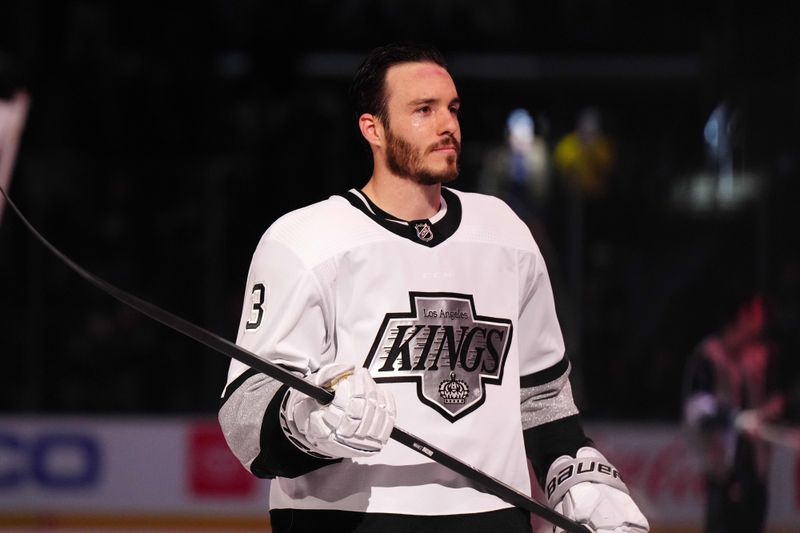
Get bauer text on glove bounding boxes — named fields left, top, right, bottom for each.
left=546, top=446, right=649, bottom=533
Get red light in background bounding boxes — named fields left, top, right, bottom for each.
left=188, top=423, right=255, bottom=498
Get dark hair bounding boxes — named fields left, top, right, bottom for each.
left=350, top=42, right=447, bottom=126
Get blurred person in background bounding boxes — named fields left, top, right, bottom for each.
left=218, top=42, right=648, bottom=533
left=479, top=108, right=551, bottom=228
left=553, top=107, right=615, bottom=200
left=683, top=293, right=786, bottom=533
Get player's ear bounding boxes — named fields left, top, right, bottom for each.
left=358, top=113, right=384, bottom=148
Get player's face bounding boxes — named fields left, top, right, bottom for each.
left=382, top=62, right=461, bottom=185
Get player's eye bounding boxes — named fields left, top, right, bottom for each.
left=417, top=105, right=431, bottom=115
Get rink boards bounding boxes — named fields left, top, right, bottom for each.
left=0, top=417, right=797, bottom=532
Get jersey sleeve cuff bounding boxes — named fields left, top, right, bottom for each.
left=523, top=414, right=592, bottom=489
left=250, top=384, right=341, bottom=479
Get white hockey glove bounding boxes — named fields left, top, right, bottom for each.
left=546, top=447, right=649, bottom=533
left=280, top=363, right=396, bottom=459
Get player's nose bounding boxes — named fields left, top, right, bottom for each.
left=437, top=108, right=459, bottom=137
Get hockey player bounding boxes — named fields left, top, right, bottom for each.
left=683, top=293, right=785, bottom=533
left=219, top=43, right=649, bottom=533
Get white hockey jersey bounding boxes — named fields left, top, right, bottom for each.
left=221, top=187, right=571, bottom=516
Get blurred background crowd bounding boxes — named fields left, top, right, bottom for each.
left=1, top=1, right=799, bottom=423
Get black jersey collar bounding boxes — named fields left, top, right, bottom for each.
left=342, top=187, right=462, bottom=247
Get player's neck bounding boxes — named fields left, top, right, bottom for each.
left=361, top=174, right=442, bottom=221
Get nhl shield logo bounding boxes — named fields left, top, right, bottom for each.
left=414, top=222, right=434, bottom=242
left=364, top=292, right=513, bottom=422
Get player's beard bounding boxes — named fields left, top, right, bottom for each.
left=385, top=127, right=460, bottom=186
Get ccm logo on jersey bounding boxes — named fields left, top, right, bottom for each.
left=364, top=292, right=512, bottom=422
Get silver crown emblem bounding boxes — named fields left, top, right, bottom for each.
left=438, top=372, right=469, bottom=404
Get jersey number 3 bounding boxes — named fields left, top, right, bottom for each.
left=245, top=283, right=265, bottom=330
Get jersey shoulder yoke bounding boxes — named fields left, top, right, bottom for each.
left=448, top=189, right=537, bottom=252
left=259, top=194, right=381, bottom=265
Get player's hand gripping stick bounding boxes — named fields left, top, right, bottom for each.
left=282, top=364, right=396, bottom=458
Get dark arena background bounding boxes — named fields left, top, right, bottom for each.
left=1, top=2, right=799, bottom=531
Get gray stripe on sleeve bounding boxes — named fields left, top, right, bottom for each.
left=520, top=368, right=579, bottom=430
left=218, top=373, right=285, bottom=470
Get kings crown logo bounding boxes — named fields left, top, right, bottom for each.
left=439, top=372, right=469, bottom=404
left=364, top=292, right=512, bottom=422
